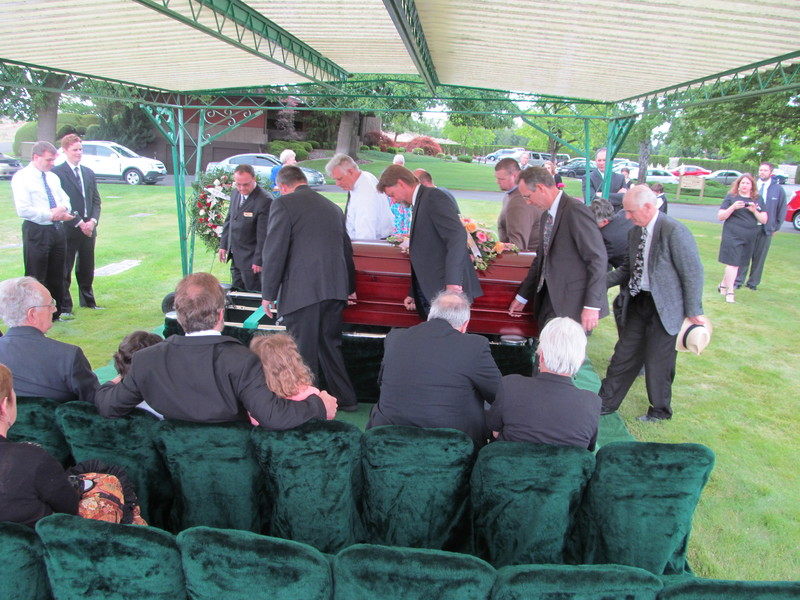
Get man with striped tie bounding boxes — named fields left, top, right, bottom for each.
left=53, top=134, right=103, bottom=314
left=11, top=141, right=75, bottom=321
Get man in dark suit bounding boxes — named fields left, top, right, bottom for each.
left=0, top=277, right=98, bottom=403
left=509, top=167, right=609, bottom=333
left=487, top=317, right=601, bottom=450
left=219, top=164, right=272, bottom=292
left=52, top=134, right=103, bottom=315
left=368, top=291, right=501, bottom=447
left=260, top=166, right=358, bottom=411
left=591, top=198, right=632, bottom=269
left=377, top=165, right=481, bottom=319
left=599, top=185, right=705, bottom=421
left=735, top=162, right=787, bottom=291
left=587, top=148, right=626, bottom=208
left=95, top=272, right=336, bottom=426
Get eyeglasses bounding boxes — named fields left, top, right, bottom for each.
left=29, top=298, right=57, bottom=311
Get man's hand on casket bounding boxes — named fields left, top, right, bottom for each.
left=508, top=299, right=526, bottom=317
left=403, top=296, right=416, bottom=311
left=348, top=292, right=357, bottom=306
left=262, top=299, right=276, bottom=318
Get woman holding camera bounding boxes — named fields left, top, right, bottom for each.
left=717, top=174, right=767, bottom=303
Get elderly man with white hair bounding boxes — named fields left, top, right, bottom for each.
left=486, top=317, right=601, bottom=450
left=326, top=153, right=394, bottom=240
left=0, top=276, right=98, bottom=403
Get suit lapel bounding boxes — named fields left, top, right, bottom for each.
left=647, top=215, right=663, bottom=272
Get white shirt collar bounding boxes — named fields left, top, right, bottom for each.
left=185, top=329, right=222, bottom=337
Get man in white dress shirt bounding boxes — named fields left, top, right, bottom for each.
left=325, top=153, right=393, bottom=240
left=11, top=141, right=75, bottom=321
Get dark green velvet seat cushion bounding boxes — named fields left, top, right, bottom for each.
left=659, top=577, right=800, bottom=599
left=492, top=563, right=663, bottom=599
left=250, top=420, right=363, bottom=553
left=154, top=421, right=264, bottom=533
left=0, top=521, right=51, bottom=600
left=471, top=442, right=595, bottom=566
left=35, top=513, right=185, bottom=600
left=8, top=397, right=72, bottom=466
left=579, top=442, right=715, bottom=575
left=361, top=426, right=476, bottom=551
left=55, top=401, right=171, bottom=528
left=177, top=526, right=332, bottom=600
left=334, top=543, right=496, bottom=600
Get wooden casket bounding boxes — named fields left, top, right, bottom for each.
left=343, top=241, right=537, bottom=339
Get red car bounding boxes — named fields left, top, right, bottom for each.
left=785, top=189, right=800, bottom=230
left=671, top=165, right=713, bottom=177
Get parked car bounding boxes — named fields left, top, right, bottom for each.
left=618, top=167, right=679, bottom=185
left=702, top=170, right=743, bottom=185
left=484, top=148, right=526, bottom=163
left=612, top=158, right=638, bottom=169
left=206, top=153, right=326, bottom=186
left=0, top=152, right=22, bottom=179
left=55, top=141, right=167, bottom=185
left=557, top=158, right=596, bottom=178
left=555, top=153, right=570, bottom=165
left=785, top=189, right=800, bottom=230
left=772, top=167, right=788, bottom=185
left=671, top=165, right=712, bottom=177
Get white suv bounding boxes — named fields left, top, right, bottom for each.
left=67, top=141, right=167, bottom=185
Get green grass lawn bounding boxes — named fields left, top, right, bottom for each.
left=0, top=179, right=798, bottom=580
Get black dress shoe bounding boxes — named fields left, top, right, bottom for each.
left=338, top=403, right=359, bottom=413
left=58, top=312, right=76, bottom=321
left=746, top=285, right=757, bottom=291
left=83, top=305, right=106, bottom=310
left=600, top=406, right=615, bottom=416
left=637, top=414, right=665, bottom=423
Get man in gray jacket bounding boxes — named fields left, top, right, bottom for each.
left=599, top=185, right=704, bottom=422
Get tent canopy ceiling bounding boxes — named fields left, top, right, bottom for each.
left=1, top=0, right=798, bottom=107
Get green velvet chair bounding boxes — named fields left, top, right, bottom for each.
left=658, top=578, right=800, bottom=599
left=333, top=543, right=496, bottom=600
left=55, top=401, right=172, bottom=528
left=177, top=526, right=332, bottom=600
left=154, top=420, right=265, bottom=533
left=471, top=442, right=595, bottom=566
left=8, top=397, right=72, bottom=466
left=491, top=563, right=663, bottom=599
left=0, top=521, right=51, bottom=600
left=36, top=513, right=186, bottom=600
left=251, top=420, right=363, bottom=553
left=578, top=442, right=715, bottom=575
left=361, top=426, right=476, bottom=552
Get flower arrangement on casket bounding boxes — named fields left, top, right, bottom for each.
left=189, top=168, right=272, bottom=253
left=387, top=217, right=518, bottom=271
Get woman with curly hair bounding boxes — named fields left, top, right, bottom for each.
left=717, top=173, right=767, bottom=303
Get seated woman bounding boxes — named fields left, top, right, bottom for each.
left=0, top=362, right=79, bottom=526
left=248, top=333, right=322, bottom=426
left=486, top=317, right=601, bottom=450
left=112, top=330, right=164, bottom=418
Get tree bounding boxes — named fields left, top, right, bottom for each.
left=663, top=91, right=800, bottom=163
left=442, top=122, right=494, bottom=154
left=518, top=102, right=607, bottom=160
left=90, top=102, right=154, bottom=151
left=0, top=65, right=72, bottom=145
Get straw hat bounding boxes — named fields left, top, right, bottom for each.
left=675, top=316, right=712, bottom=355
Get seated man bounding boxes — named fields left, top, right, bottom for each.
left=94, top=272, right=336, bottom=428
left=367, top=291, right=501, bottom=447
left=0, top=277, right=99, bottom=403
left=486, top=317, right=601, bottom=450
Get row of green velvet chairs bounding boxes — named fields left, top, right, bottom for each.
left=10, top=398, right=714, bottom=574
left=2, top=516, right=798, bottom=600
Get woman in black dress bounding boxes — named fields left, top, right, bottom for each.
left=0, top=363, right=79, bottom=526
left=717, top=174, right=767, bottom=303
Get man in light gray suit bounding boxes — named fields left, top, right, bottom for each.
left=599, top=185, right=704, bottom=421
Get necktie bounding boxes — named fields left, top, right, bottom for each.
left=42, top=171, right=62, bottom=230
left=629, top=226, right=648, bottom=296
left=759, top=182, right=766, bottom=201
left=537, top=213, right=554, bottom=292
left=240, top=194, right=247, bottom=209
